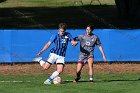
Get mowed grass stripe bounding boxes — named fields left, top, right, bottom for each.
left=0, top=73, right=140, bottom=93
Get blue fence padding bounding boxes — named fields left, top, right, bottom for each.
left=0, top=29, right=140, bottom=63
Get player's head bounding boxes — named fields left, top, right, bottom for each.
left=58, top=23, right=67, bottom=36
left=86, top=24, right=94, bottom=35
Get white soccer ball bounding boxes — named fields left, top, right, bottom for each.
left=53, top=76, right=61, bottom=84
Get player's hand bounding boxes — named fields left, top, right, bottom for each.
left=71, top=41, right=78, bottom=46
left=36, top=51, right=42, bottom=56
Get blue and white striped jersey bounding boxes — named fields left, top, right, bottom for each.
left=49, top=32, right=73, bottom=57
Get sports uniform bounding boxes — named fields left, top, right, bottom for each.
left=47, top=32, right=73, bottom=64
left=73, top=25, right=106, bottom=83
left=33, top=23, right=78, bottom=84
left=74, top=33, right=101, bottom=64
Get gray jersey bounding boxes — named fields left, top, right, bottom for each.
left=75, top=34, right=101, bottom=56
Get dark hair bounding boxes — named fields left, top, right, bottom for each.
left=87, top=24, right=94, bottom=30
left=58, top=23, right=67, bottom=30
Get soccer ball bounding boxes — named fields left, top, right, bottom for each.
left=53, top=76, right=61, bottom=84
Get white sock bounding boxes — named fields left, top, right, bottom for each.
left=90, top=78, right=93, bottom=81
left=90, top=75, right=93, bottom=81
left=39, top=60, right=45, bottom=66
left=49, top=71, right=59, bottom=80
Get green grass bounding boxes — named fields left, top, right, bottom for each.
left=0, top=0, right=115, bottom=8
left=0, top=73, right=140, bottom=93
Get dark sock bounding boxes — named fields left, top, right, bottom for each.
left=75, top=72, right=81, bottom=81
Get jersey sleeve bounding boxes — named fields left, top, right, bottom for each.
left=67, top=33, right=74, bottom=41
left=74, top=35, right=82, bottom=41
left=49, top=34, right=57, bottom=43
left=95, top=36, right=101, bottom=45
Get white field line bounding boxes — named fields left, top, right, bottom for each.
left=0, top=80, right=31, bottom=83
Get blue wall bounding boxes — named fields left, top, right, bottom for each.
left=0, top=29, right=140, bottom=63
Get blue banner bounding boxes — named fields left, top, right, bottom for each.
left=0, top=29, right=140, bottom=63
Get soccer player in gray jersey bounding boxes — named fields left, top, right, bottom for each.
left=73, top=24, right=106, bottom=82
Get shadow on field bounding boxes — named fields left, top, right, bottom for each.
left=101, top=79, right=140, bottom=82
left=63, top=78, right=140, bottom=84
left=62, top=80, right=93, bottom=84
left=0, top=5, right=140, bottom=29
left=0, top=0, right=7, bottom=3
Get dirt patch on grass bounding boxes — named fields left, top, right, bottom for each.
left=0, top=63, right=140, bottom=76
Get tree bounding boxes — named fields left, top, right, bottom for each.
left=0, top=0, right=7, bottom=3
left=115, top=0, right=140, bottom=19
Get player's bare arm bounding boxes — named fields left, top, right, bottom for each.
left=37, top=41, right=51, bottom=56
left=98, top=45, right=106, bottom=62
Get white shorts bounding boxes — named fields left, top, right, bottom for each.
left=47, top=53, right=65, bottom=64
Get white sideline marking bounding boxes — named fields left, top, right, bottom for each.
left=64, top=80, right=73, bottom=82
left=0, top=80, right=31, bottom=83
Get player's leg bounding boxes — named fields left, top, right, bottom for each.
left=73, top=54, right=86, bottom=82
left=44, top=55, right=64, bottom=84
left=55, top=55, right=65, bottom=74
left=42, top=62, right=52, bottom=70
left=44, top=64, right=64, bottom=84
left=56, top=64, right=64, bottom=73
left=33, top=53, right=54, bottom=69
left=37, top=62, right=52, bottom=84
left=32, top=57, right=45, bottom=66
left=73, top=62, right=84, bottom=82
left=33, top=57, right=52, bottom=69
left=48, top=64, right=64, bottom=81
left=87, top=57, right=94, bottom=82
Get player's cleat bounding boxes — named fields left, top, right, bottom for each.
left=89, top=80, right=94, bottom=82
left=73, top=77, right=81, bottom=83
left=32, top=57, right=42, bottom=62
left=44, top=79, right=51, bottom=85
left=89, top=78, right=94, bottom=82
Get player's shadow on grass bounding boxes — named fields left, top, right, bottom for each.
left=62, top=80, right=94, bottom=84
left=101, top=79, right=140, bottom=82
left=63, top=79, right=140, bottom=84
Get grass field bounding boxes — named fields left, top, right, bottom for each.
left=0, top=73, right=140, bottom=93
left=0, top=0, right=115, bottom=7
left=0, top=63, right=140, bottom=93
left=0, top=1, right=140, bottom=93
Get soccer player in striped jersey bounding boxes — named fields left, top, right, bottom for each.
left=33, top=23, right=77, bottom=84
left=73, top=24, right=106, bottom=83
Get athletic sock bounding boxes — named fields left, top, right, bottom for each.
left=89, top=75, right=93, bottom=81
left=39, top=60, right=45, bottom=66
left=49, top=71, right=59, bottom=80
left=74, top=72, right=81, bottom=82
left=76, top=72, right=81, bottom=79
